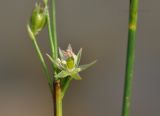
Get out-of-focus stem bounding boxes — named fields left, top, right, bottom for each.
left=122, top=0, right=139, bottom=116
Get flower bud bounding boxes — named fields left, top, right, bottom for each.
left=29, top=2, right=47, bottom=35
left=47, top=44, right=96, bottom=80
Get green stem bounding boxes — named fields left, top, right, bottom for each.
left=32, top=38, right=53, bottom=90
left=122, top=0, right=139, bottom=116
left=51, top=0, right=58, bottom=59
left=27, top=25, right=52, bottom=90
left=54, top=80, right=62, bottom=116
left=50, top=1, right=61, bottom=116
left=46, top=7, right=57, bottom=72
left=61, top=77, right=72, bottom=98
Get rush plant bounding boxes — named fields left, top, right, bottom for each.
left=27, top=0, right=139, bottom=116
left=27, top=0, right=96, bottom=116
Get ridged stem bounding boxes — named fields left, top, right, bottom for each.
left=122, top=0, right=139, bottom=116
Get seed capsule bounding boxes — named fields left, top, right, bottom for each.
left=66, top=57, right=75, bottom=69
left=29, top=2, right=47, bottom=35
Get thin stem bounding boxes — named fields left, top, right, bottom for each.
left=61, top=77, right=72, bottom=98
left=46, top=7, right=57, bottom=71
left=51, top=0, right=58, bottom=59
left=32, top=38, right=53, bottom=90
left=50, top=1, right=61, bottom=115
left=53, top=80, right=62, bottom=116
left=122, top=0, right=139, bottom=116
left=27, top=25, right=53, bottom=90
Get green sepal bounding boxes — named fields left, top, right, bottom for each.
left=71, top=73, right=82, bottom=80
left=72, top=68, right=81, bottom=74
left=46, top=54, right=64, bottom=69
left=76, top=48, right=82, bottom=67
left=59, top=48, right=65, bottom=60
left=67, top=44, right=72, bottom=51
left=79, top=60, right=97, bottom=71
left=55, top=70, right=70, bottom=79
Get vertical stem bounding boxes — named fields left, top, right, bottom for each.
left=122, top=0, right=139, bottom=116
left=53, top=80, right=62, bottom=116
left=46, top=8, right=55, bottom=62
left=46, top=8, right=57, bottom=71
left=51, top=0, right=58, bottom=59
left=49, top=0, right=61, bottom=115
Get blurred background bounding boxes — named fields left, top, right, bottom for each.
left=0, top=0, right=160, bottom=116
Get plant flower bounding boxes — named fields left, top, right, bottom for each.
left=47, top=44, right=96, bottom=80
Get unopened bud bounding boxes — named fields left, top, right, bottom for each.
left=29, top=2, right=47, bottom=35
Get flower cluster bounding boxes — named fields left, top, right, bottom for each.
left=47, top=44, right=96, bottom=80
